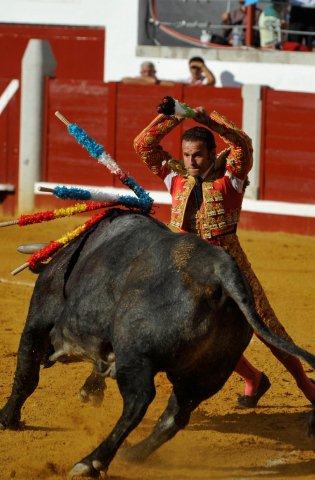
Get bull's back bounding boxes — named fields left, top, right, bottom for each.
left=52, top=214, right=180, bottom=334
left=36, top=212, right=250, bottom=375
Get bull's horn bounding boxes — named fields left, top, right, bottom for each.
left=0, top=220, right=18, bottom=227
left=17, top=243, right=48, bottom=254
left=49, top=350, right=66, bottom=362
left=107, top=352, right=115, bottom=363
left=11, top=263, right=29, bottom=276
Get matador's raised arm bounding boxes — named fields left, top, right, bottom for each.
left=207, top=111, right=253, bottom=180
left=134, top=114, right=185, bottom=180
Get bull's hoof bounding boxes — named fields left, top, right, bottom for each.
left=237, top=373, right=271, bottom=408
left=0, top=410, right=21, bottom=430
left=78, top=389, right=104, bottom=407
left=0, top=421, right=20, bottom=430
left=68, top=462, right=100, bottom=479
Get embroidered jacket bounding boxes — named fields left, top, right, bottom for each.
left=134, top=112, right=253, bottom=240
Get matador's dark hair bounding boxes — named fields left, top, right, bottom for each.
left=189, top=56, right=205, bottom=65
left=181, top=126, right=216, bottom=151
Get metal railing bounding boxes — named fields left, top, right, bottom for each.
left=151, top=19, right=315, bottom=37
left=147, top=0, right=315, bottom=49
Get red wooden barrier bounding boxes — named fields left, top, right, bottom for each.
left=2, top=78, right=315, bottom=234
left=0, top=24, right=105, bottom=80
left=45, top=81, right=243, bottom=193
left=0, top=79, right=19, bottom=214
left=44, top=79, right=113, bottom=186
left=260, top=88, right=315, bottom=204
left=114, top=83, right=184, bottom=190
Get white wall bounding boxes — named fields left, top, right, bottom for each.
left=131, top=56, right=315, bottom=93
left=1, top=0, right=315, bottom=93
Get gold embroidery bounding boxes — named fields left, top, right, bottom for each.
left=208, top=110, right=253, bottom=179
left=134, top=114, right=184, bottom=180
left=170, top=177, right=195, bottom=230
left=169, top=177, right=240, bottom=239
left=167, top=158, right=187, bottom=176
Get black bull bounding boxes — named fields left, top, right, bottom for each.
left=1, top=210, right=314, bottom=478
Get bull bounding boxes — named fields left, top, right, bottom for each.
left=0, top=210, right=314, bottom=478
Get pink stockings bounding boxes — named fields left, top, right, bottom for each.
left=235, top=355, right=262, bottom=396
left=235, top=338, right=315, bottom=403
left=261, top=337, right=315, bottom=403
left=214, top=234, right=315, bottom=402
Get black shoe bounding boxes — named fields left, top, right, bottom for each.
left=237, top=373, right=271, bottom=408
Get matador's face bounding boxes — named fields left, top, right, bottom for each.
left=182, top=140, right=216, bottom=177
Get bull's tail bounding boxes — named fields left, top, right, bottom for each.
left=217, top=262, right=315, bottom=370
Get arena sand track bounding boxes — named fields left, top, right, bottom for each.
left=0, top=217, right=314, bottom=480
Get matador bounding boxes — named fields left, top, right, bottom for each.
left=134, top=107, right=315, bottom=407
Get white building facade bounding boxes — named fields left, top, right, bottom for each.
left=0, top=0, right=314, bottom=93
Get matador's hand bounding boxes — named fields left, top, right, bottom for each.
left=193, top=107, right=210, bottom=126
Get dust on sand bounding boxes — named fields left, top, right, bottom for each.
left=0, top=217, right=314, bottom=479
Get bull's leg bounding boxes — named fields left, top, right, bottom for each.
left=69, top=358, right=155, bottom=478
left=121, top=385, right=201, bottom=463
left=122, top=369, right=230, bottom=464
left=79, top=369, right=106, bottom=407
left=0, top=327, right=50, bottom=429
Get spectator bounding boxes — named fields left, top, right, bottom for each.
left=122, top=61, right=174, bottom=86
left=221, top=0, right=261, bottom=47
left=184, top=57, right=216, bottom=86
left=289, top=0, right=315, bottom=49
left=259, top=1, right=282, bottom=48
left=222, top=0, right=246, bottom=45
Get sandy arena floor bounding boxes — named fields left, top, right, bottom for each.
left=0, top=217, right=314, bottom=479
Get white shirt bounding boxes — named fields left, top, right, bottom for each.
left=163, top=170, right=245, bottom=194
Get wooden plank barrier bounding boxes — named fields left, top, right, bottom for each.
left=1, top=77, right=315, bottom=234
left=44, top=81, right=243, bottom=195
left=260, top=88, right=315, bottom=204
left=0, top=78, right=19, bottom=214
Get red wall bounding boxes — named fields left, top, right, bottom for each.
left=260, top=88, right=315, bottom=204
left=44, top=81, right=242, bottom=193
left=2, top=79, right=315, bottom=234
left=44, top=79, right=114, bottom=187
left=0, top=24, right=105, bottom=80
left=0, top=79, right=19, bottom=213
